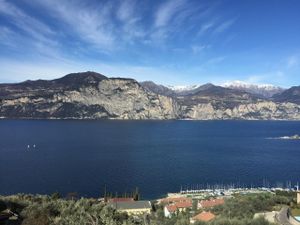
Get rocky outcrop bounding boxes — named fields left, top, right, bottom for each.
left=273, top=86, right=300, bottom=104
left=0, top=71, right=299, bottom=120
left=181, top=101, right=300, bottom=120
left=140, top=81, right=176, bottom=97
left=0, top=72, right=178, bottom=119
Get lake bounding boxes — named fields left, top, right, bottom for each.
left=0, top=120, right=300, bottom=199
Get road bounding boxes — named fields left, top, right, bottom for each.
left=276, top=207, right=294, bottom=225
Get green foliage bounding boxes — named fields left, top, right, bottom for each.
left=0, top=195, right=132, bottom=225
left=291, top=207, right=300, bottom=216
left=192, top=199, right=198, bottom=211
left=212, top=193, right=289, bottom=220
left=210, top=217, right=274, bottom=225
left=274, top=190, right=296, bottom=205
left=0, top=199, right=6, bottom=211
left=275, top=190, right=296, bottom=198
left=0, top=192, right=290, bottom=225
left=51, top=192, right=61, bottom=200
left=194, top=221, right=207, bottom=225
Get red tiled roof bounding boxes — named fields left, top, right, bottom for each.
left=199, top=198, right=224, bottom=208
left=192, top=211, right=215, bottom=222
left=166, top=205, right=178, bottom=213
left=161, top=197, right=191, bottom=204
left=175, top=201, right=192, bottom=208
left=165, top=200, right=193, bottom=213
left=108, top=198, right=134, bottom=203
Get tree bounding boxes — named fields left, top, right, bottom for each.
left=51, top=192, right=61, bottom=200
left=0, top=200, right=6, bottom=211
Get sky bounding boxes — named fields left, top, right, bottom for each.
left=0, top=0, right=300, bottom=87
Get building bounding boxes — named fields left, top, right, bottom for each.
left=164, top=205, right=178, bottom=218
left=164, top=200, right=193, bottom=218
left=198, top=198, right=224, bottom=209
left=160, top=197, right=191, bottom=204
left=108, top=200, right=152, bottom=215
left=190, top=211, right=216, bottom=223
left=107, top=198, right=134, bottom=203
left=297, top=191, right=300, bottom=205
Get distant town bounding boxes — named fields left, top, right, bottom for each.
left=1, top=184, right=300, bottom=225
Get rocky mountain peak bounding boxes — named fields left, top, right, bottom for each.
left=273, top=86, right=300, bottom=104
left=54, top=71, right=107, bottom=85
left=222, top=80, right=284, bottom=98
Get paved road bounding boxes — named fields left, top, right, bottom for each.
left=276, top=207, right=294, bottom=225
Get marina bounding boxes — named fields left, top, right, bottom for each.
left=166, top=182, right=300, bottom=199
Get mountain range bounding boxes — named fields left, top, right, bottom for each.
left=221, top=81, right=284, bottom=98
left=142, top=81, right=285, bottom=98
left=0, top=71, right=300, bottom=120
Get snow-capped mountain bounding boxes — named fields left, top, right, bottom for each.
left=142, top=80, right=285, bottom=98
left=166, top=84, right=217, bottom=96
left=221, top=80, right=285, bottom=98
left=167, top=84, right=202, bottom=92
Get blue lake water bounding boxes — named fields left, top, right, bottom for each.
left=0, top=120, right=300, bottom=199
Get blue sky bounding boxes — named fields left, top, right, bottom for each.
left=0, top=0, right=300, bottom=87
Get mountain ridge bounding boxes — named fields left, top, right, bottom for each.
left=222, top=80, right=284, bottom=98
left=1, top=71, right=300, bottom=120
left=142, top=80, right=285, bottom=98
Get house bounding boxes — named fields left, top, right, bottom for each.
left=164, top=205, right=178, bottom=218
left=108, top=200, right=152, bottom=215
left=164, top=200, right=193, bottom=218
left=190, top=211, right=216, bottom=223
left=160, top=197, right=191, bottom=204
left=198, top=198, right=224, bottom=209
left=107, top=198, right=134, bottom=203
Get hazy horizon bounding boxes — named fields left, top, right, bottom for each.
left=0, top=70, right=290, bottom=89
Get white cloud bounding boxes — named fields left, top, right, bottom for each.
left=0, top=26, right=18, bottom=48
left=0, top=0, right=245, bottom=86
left=2, top=0, right=236, bottom=53
left=117, top=0, right=137, bottom=22
left=154, top=0, right=186, bottom=27
left=197, top=21, right=215, bottom=36
left=23, top=0, right=118, bottom=51
left=117, top=1, right=146, bottom=43
left=287, top=55, right=299, bottom=69
left=0, top=0, right=56, bottom=45
left=191, top=45, right=210, bottom=54
left=23, top=0, right=146, bottom=51
left=151, top=0, right=206, bottom=43
left=213, top=18, right=236, bottom=34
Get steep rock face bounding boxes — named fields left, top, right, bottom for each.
left=273, top=86, right=300, bottom=104
left=1, top=72, right=300, bottom=120
left=140, top=81, right=176, bottom=97
left=0, top=74, right=178, bottom=119
left=182, top=101, right=300, bottom=120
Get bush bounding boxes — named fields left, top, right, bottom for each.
left=0, top=200, right=6, bottom=211
left=212, top=193, right=281, bottom=219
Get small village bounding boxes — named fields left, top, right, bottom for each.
left=98, top=185, right=300, bottom=225
left=1, top=185, right=300, bottom=225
